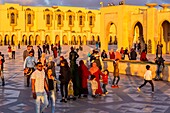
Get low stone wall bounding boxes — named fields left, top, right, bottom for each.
left=103, top=59, right=170, bottom=82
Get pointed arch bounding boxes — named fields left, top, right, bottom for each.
left=45, top=35, right=51, bottom=44
left=4, top=35, right=9, bottom=45
left=22, top=35, right=27, bottom=45
left=0, top=35, right=2, bottom=46
left=62, top=35, right=68, bottom=45
left=29, top=35, right=34, bottom=45
left=71, top=35, right=76, bottom=45
left=55, top=35, right=60, bottom=45
left=35, top=35, right=41, bottom=45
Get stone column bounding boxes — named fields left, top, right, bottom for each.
left=146, top=3, right=158, bottom=54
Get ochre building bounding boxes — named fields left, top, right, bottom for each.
left=0, top=3, right=170, bottom=54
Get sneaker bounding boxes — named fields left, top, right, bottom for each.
left=92, top=95, right=97, bottom=98
left=137, top=87, right=141, bottom=92
left=60, top=99, right=65, bottom=102
left=64, top=99, right=67, bottom=103
left=105, top=92, right=109, bottom=94
left=101, top=94, right=106, bottom=96
left=111, top=85, right=115, bottom=88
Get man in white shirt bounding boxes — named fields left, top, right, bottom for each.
left=31, top=62, right=49, bottom=113
left=137, top=65, right=154, bottom=93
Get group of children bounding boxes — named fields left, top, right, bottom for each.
left=88, top=59, right=120, bottom=98
left=89, top=59, right=155, bottom=98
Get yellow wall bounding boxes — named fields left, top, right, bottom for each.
left=0, top=3, right=170, bottom=54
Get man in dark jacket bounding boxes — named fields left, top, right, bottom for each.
left=69, top=47, right=80, bottom=97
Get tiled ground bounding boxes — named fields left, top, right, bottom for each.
left=0, top=46, right=170, bottom=113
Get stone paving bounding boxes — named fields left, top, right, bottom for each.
left=0, top=46, right=170, bottom=113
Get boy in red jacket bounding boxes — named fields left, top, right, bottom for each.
left=102, top=70, right=109, bottom=95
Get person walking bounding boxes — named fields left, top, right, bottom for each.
left=11, top=45, right=16, bottom=59
left=112, top=59, right=120, bottom=87
left=46, top=68, right=56, bottom=113
left=89, top=62, right=104, bottom=95
left=24, top=51, right=37, bottom=87
left=154, top=56, right=165, bottom=81
left=31, top=62, right=49, bottom=113
left=137, top=65, right=154, bottom=93
left=78, top=60, right=90, bottom=97
left=59, top=59, right=71, bottom=103
left=69, top=46, right=80, bottom=96
left=23, top=45, right=31, bottom=61
left=7, top=45, right=12, bottom=59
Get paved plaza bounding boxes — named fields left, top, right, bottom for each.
left=0, top=46, right=170, bottom=113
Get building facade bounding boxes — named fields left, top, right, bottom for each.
left=0, top=3, right=170, bottom=54
left=0, top=3, right=101, bottom=47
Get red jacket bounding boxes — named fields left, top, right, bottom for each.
left=102, top=74, right=108, bottom=84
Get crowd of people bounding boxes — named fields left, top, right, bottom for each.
left=0, top=42, right=167, bottom=113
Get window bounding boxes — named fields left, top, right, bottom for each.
left=58, top=14, right=61, bottom=25
left=27, top=14, right=31, bottom=24
left=11, top=13, right=15, bottom=24
left=46, top=14, right=50, bottom=24
left=89, top=16, right=93, bottom=25
left=69, top=15, right=72, bottom=25
left=79, top=16, right=82, bottom=25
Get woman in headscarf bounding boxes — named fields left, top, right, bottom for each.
left=78, top=60, right=90, bottom=97
left=89, top=61, right=104, bottom=95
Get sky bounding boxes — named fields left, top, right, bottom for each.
left=0, top=0, right=170, bottom=9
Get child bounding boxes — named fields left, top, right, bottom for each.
left=102, top=70, right=109, bottom=95
left=112, top=59, right=120, bottom=87
left=67, top=79, right=76, bottom=100
left=89, top=75, right=98, bottom=98
left=137, top=65, right=154, bottom=93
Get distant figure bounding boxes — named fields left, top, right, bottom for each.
left=130, top=48, right=137, bottom=60
left=140, top=50, right=148, bottom=61
left=156, top=42, right=163, bottom=57
left=18, top=42, right=21, bottom=49
left=101, top=50, right=108, bottom=60
left=109, top=49, right=115, bottom=59
left=11, top=45, right=16, bottom=59
left=7, top=45, right=12, bottom=59
left=137, top=42, right=141, bottom=54
left=154, top=56, right=165, bottom=80
left=115, top=49, right=121, bottom=60
left=120, top=47, right=124, bottom=59
left=23, top=45, right=31, bottom=61
left=124, top=48, right=129, bottom=60
left=112, top=59, right=120, bottom=87
left=37, top=46, right=42, bottom=60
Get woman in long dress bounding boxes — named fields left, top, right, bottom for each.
left=89, top=62, right=104, bottom=95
